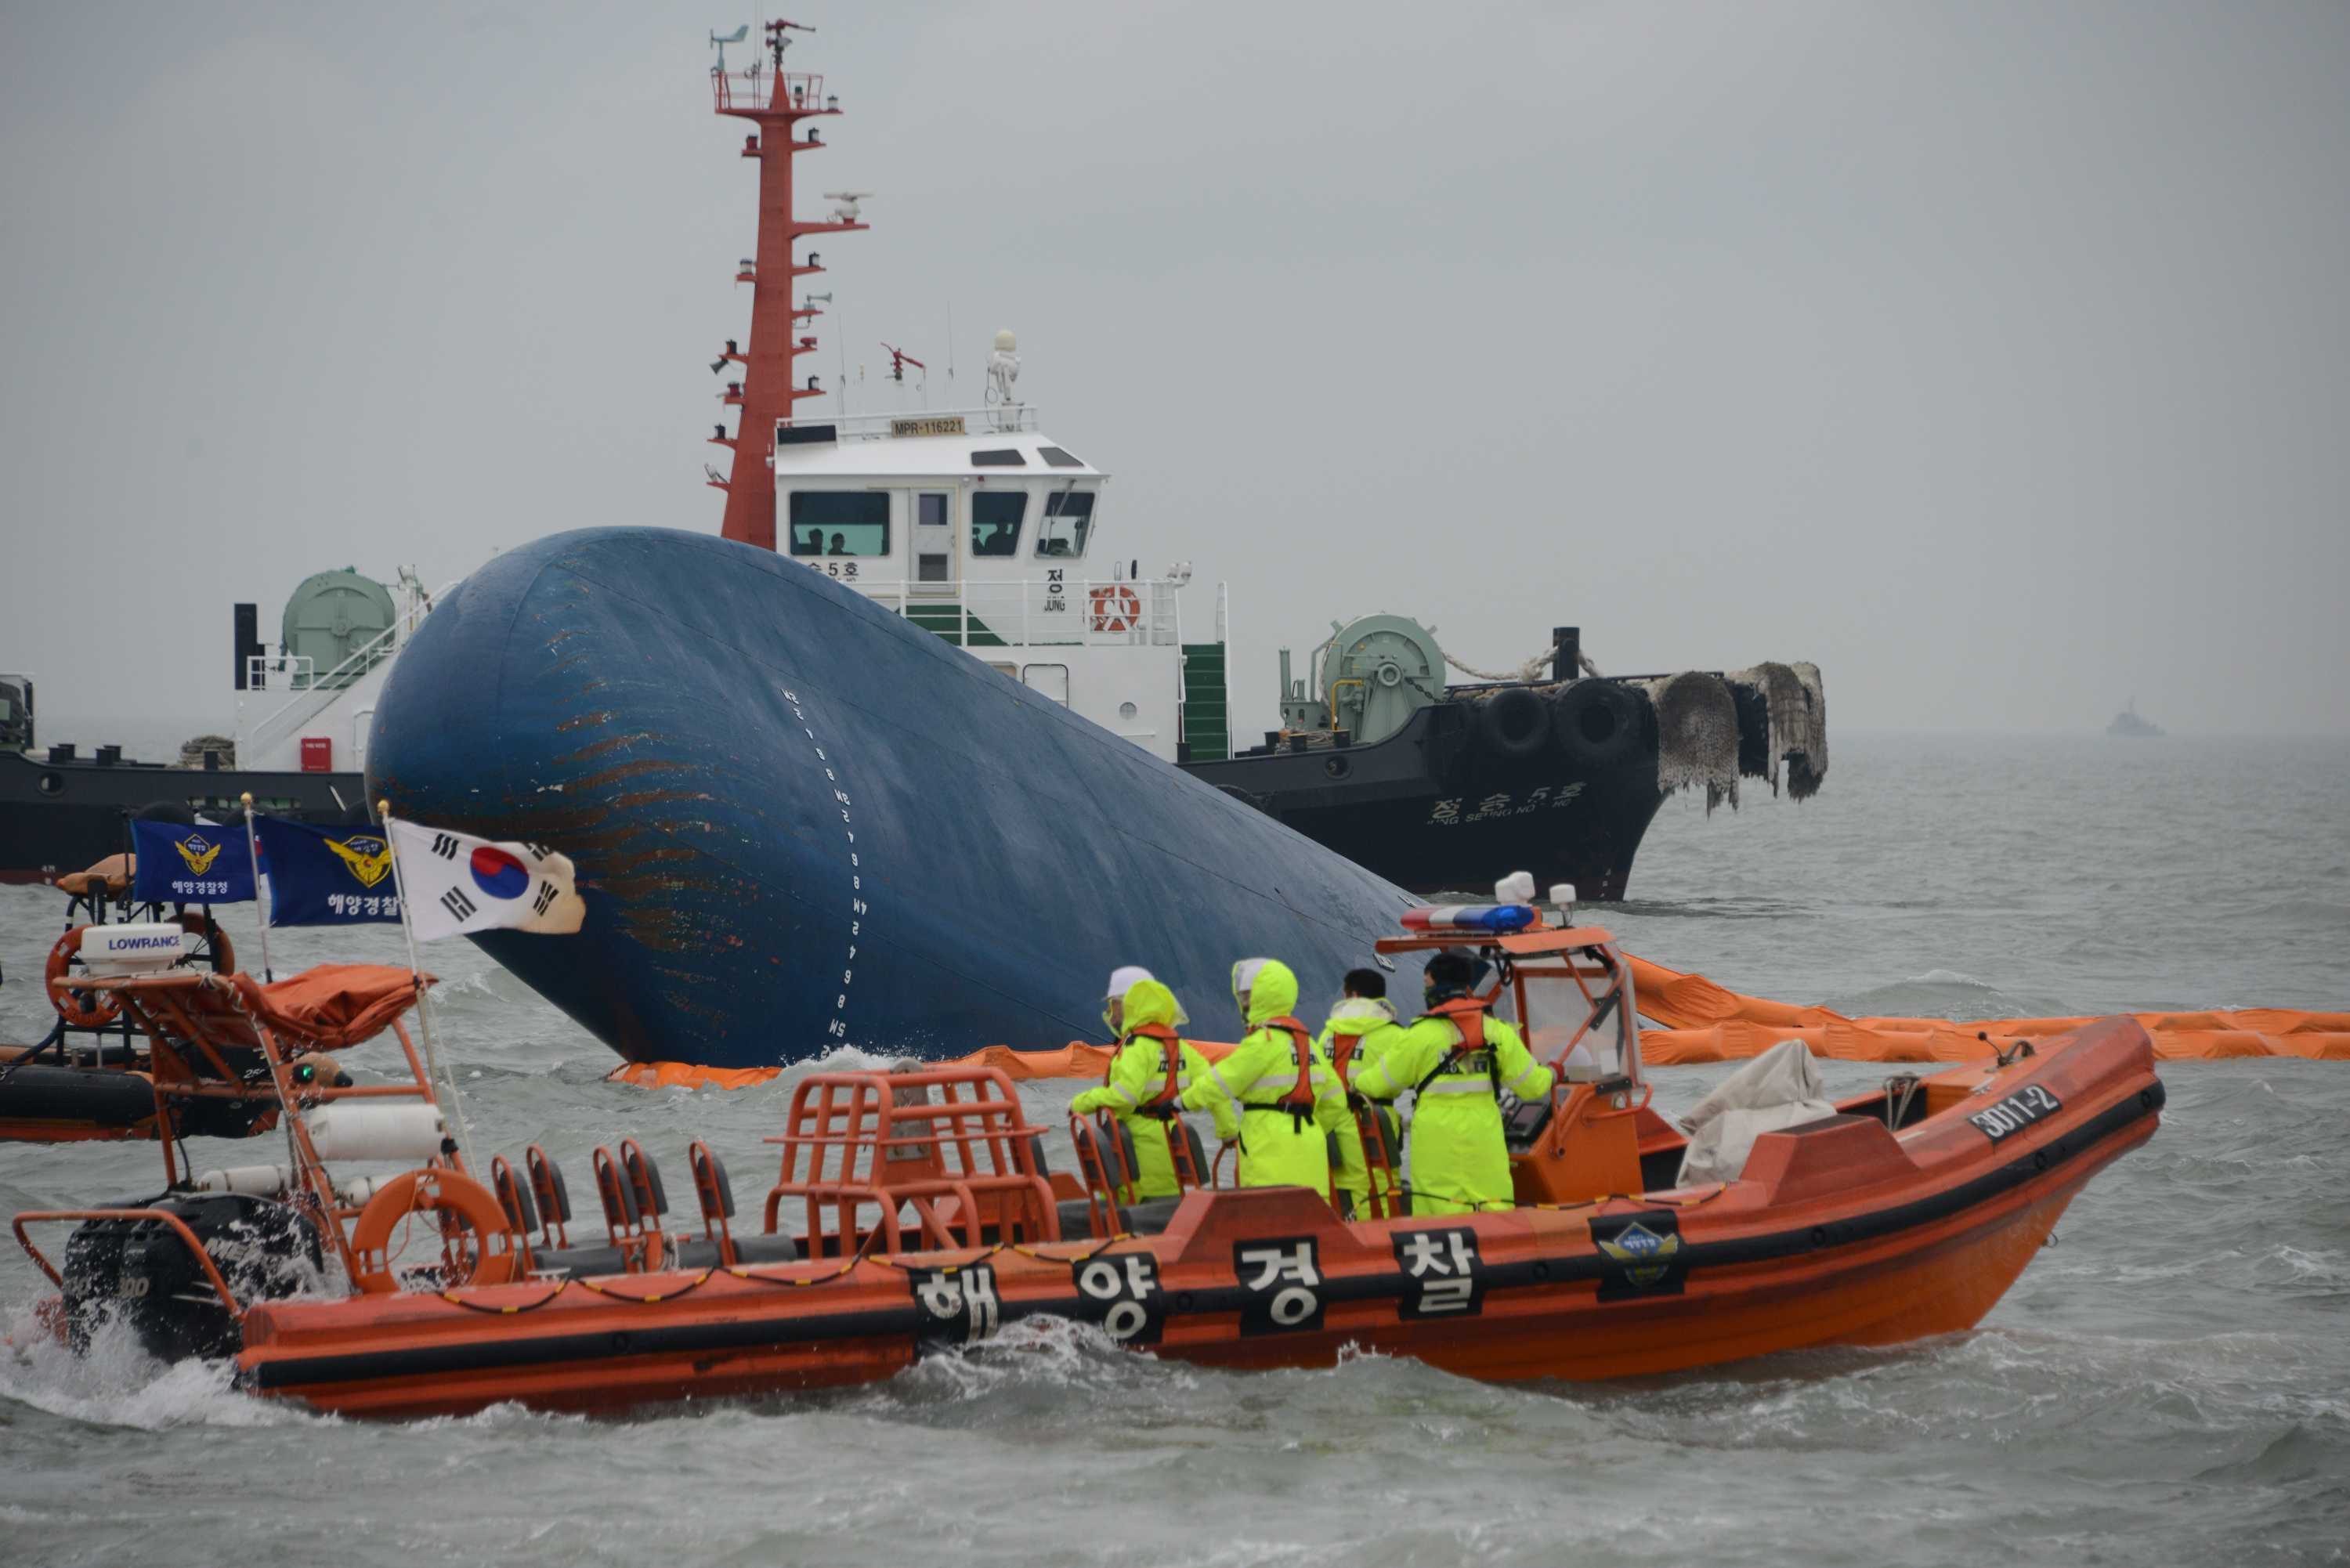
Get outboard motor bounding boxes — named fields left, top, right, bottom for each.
left=60, top=1194, right=322, bottom=1360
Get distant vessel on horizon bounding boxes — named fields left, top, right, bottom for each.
left=2108, top=697, right=2164, bottom=738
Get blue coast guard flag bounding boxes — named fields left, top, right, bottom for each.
left=253, top=816, right=403, bottom=926
left=129, top=819, right=256, bottom=904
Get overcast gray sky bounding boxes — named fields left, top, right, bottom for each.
left=4, top=1, right=2345, bottom=742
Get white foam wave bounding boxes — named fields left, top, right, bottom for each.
left=0, top=1306, right=310, bottom=1430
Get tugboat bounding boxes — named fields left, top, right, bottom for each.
left=9, top=891, right=2167, bottom=1418
left=1188, top=624, right=1825, bottom=897
left=2106, top=696, right=2164, bottom=738
left=0, top=568, right=435, bottom=883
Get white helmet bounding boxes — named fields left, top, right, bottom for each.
left=1101, top=964, right=1156, bottom=1036
left=1231, top=957, right=1272, bottom=1021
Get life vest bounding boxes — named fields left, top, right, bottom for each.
left=1124, top=1023, right=1185, bottom=1121
left=1329, top=1028, right=1404, bottom=1213
left=1415, top=995, right=1502, bottom=1097
left=1243, top=1016, right=1319, bottom=1129
left=1328, top=1031, right=1365, bottom=1084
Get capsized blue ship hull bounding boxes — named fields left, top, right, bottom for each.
left=366, top=529, right=1418, bottom=1068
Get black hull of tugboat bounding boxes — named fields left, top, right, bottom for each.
left=0, top=751, right=367, bottom=885
left=1178, top=695, right=1668, bottom=899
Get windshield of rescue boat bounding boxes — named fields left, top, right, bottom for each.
left=1506, top=941, right=1639, bottom=1083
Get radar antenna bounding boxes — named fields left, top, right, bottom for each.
left=766, top=17, right=813, bottom=70
left=985, top=330, right=1021, bottom=408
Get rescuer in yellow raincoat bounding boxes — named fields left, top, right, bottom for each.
left=1350, top=952, right=1555, bottom=1215
left=1180, top=958, right=1350, bottom=1201
left=1318, top=969, right=1410, bottom=1216
left=1070, top=976, right=1235, bottom=1201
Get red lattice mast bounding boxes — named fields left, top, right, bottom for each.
left=708, top=21, right=867, bottom=551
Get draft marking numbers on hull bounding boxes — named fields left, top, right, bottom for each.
left=783, top=685, right=862, bottom=1044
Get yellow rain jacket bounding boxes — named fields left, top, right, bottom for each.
left=1071, top=979, right=1235, bottom=1201
left=1352, top=998, right=1554, bottom=1216
left=1318, top=997, right=1408, bottom=1211
left=1180, top=959, right=1350, bottom=1199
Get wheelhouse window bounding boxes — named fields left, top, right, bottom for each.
left=1035, top=488, right=1094, bottom=558
left=971, top=492, right=1025, bottom=558
left=788, top=492, right=890, bottom=556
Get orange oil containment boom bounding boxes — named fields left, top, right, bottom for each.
left=1623, top=956, right=2350, bottom=1064
left=606, top=954, right=2347, bottom=1088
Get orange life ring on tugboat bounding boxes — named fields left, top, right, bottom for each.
left=349, top=1169, right=522, bottom=1294
left=1087, top=584, right=1141, bottom=634
left=45, top=927, right=119, bottom=1029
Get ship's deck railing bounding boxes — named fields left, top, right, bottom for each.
left=807, top=404, right=1042, bottom=442
left=242, top=653, right=318, bottom=693
left=712, top=67, right=827, bottom=116
left=240, top=581, right=456, bottom=759
left=846, top=576, right=1181, bottom=649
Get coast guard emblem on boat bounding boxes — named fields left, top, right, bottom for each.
left=1590, top=1212, right=1688, bottom=1299
left=906, top=1263, right=1001, bottom=1352
left=173, top=833, right=222, bottom=876
left=324, top=834, right=394, bottom=889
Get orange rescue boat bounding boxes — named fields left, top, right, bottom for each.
left=13, top=916, right=2164, bottom=1420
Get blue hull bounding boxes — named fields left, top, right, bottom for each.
left=366, top=529, right=1417, bottom=1068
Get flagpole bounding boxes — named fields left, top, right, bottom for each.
left=380, top=801, right=474, bottom=1167
left=240, top=793, right=273, bottom=982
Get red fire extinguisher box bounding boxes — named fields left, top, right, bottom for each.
left=299, top=737, right=333, bottom=773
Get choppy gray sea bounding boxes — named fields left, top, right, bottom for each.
left=2, top=732, right=2345, bottom=1566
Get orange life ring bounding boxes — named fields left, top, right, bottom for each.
left=45, top=927, right=119, bottom=1029
left=175, top=912, right=234, bottom=974
left=1088, top=584, right=1141, bottom=634
left=349, top=1168, right=522, bottom=1294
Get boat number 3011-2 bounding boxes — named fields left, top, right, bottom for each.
left=1967, top=1084, right=2062, bottom=1143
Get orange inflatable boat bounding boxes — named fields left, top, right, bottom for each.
left=0, top=963, right=398, bottom=1143
left=13, top=914, right=2164, bottom=1420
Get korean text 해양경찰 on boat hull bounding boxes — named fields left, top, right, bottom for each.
left=364, top=526, right=1418, bottom=1068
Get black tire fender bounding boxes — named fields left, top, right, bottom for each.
left=1477, top=687, right=1550, bottom=760
left=1549, top=679, right=1643, bottom=768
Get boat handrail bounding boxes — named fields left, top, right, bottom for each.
left=813, top=404, right=1041, bottom=439
left=242, top=653, right=317, bottom=692
left=710, top=66, right=826, bottom=116
left=15, top=1208, right=247, bottom=1317
left=241, top=580, right=458, bottom=757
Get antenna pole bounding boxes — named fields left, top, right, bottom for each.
left=710, top=25, right=867, bottom=551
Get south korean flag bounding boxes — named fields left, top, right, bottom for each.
left=386, top=818, right=586, bottom=941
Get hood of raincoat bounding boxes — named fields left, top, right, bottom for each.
left=1120, top=977, right=1188, bottom=1036
left=1103, top=964, right=1157, bottom=1034
left=1231, top=957, right=1300, bottom=1028
left=1325, top=996, right=1397, bottom=1035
